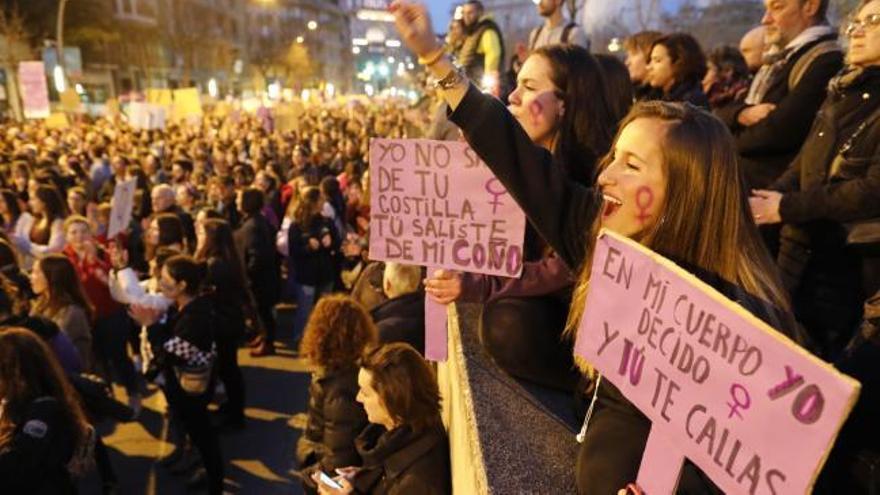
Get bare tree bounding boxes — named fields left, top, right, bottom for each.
left=0, top=7, right=31, bottom=120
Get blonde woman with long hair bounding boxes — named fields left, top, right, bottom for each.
left=391, top=2, right=804, bottom=492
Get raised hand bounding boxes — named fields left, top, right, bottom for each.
left=389, top=1, right=441, bottom=58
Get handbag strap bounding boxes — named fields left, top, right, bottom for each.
left=829, top=102, right=880, bottom=177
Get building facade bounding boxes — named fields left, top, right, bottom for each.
left=345, top=0, right=415, bottom=94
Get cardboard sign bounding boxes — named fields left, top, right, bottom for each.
left=60, top=88, right=81, bottom=112
left=369, top=138, right=526, bottom=278
left=18, top=61, right=50, bottom=119
left=146, top=88, right=173, bottom=107
left=128, top=102, right=166, bottom=130
left=108, top=178, right=137, bottom=238
left=425, top=268, right=449, bottom=361
left=172, top=87, right=202, bottom=122
left=576, top=230, right=860, bottom=494
left=46, top=113, right=69, bottom=129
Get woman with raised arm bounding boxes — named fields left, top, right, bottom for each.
left=390, top=2, right=804, bottom=492
left=424, top=43, right=631, bottom=391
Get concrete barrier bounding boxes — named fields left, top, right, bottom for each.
left=438, top=303, right=579, bottom=494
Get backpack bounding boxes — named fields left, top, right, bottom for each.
left=528, top=22, right=578, bottom=51
left=788, top=39, right=842, bottom=91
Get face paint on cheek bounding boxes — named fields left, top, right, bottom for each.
left=635, top=186, right=655, bottom=224
left=528, top=98, right=544, bottom=127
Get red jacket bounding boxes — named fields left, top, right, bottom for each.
left=63, top=244, right=122, bottom=320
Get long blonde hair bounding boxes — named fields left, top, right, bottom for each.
left=565, top=102, right=793, bottom=349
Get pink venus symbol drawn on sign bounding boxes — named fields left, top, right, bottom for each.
left=485, top=178, right=508, bottom=214
left=727, top=383, right=751, bottom=420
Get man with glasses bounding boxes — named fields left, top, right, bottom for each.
left=717, top=0, right=843, bottom=191
left=750, top=0, right=880, bottom=364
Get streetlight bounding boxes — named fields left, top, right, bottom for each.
left=307, top=20, right=318, bottom=30
left=296, top=35, right=304, bottom=44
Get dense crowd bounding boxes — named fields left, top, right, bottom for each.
left=0, top=0, right=878, bottom=494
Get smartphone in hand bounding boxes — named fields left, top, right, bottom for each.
left=318, top=471, right=343, bottom=490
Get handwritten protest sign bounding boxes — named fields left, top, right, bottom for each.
left=146, top=88, right=173, bottom=107
left=576, top=230, right=860, bottom=494
left=369, top=138, right=526, bottom=277
left=60, top=88, right=81, bottom=112
left=46, top=113, right=69, bottom=129
left=108, top=178, right=137, bottom=239
left=18, top=62, right=50, bottom=119
left=172, top=88, right=203, bottom=123
left=369, top=138, right=527, bottom=361
left=128, top=102, right=166, bottom=130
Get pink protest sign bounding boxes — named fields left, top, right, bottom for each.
left=369, top=138, right=526, bottom=278
left=424, top=280, right=448, bottom=361
left=18, top=62, right=50, bottom=119
left=576, top=230, right=860, bottom=494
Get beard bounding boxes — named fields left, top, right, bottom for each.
left=463, top=19, right=479, bottom=35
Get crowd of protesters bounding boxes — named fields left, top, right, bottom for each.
left=0, top=0, right=878, bottom=493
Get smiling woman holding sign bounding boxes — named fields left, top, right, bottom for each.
left=390, top=1, right=805, bottom=493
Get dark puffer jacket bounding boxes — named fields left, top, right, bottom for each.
left=297, top=366, right=368, bottom=472
left=772, top=67, right=880, bottom=355
left=352, top=423, right=451, bottom=495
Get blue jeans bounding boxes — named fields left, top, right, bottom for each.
left=291, top=283, right=316, bottom=344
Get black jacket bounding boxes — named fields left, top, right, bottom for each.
left=817, top=291, right=880, bottom=491
left=204, top=256, right=248, bottom=338
left=171, top=205, right=197, bottom=249
left=771, top=67, right=880, bottom=351
left=774, top=67, right=880, bottom=232
left=370, top=291, right=425, bottom=354
left=235, top=214, right=280, bottom=301
left=448, top=83, right=804, bottom=493
left=717, top=34, right=844, bottom=189
left=297, top=366, right=368, bottom=472
left=153, top=295, right=216, bottom=373
left=288, top=215, right=340, bottom=287
left=663, top=79, right=709, bottom=109
left=352, top=423, right=451, bottom=495
left=0, top=397, right=78, bottom=495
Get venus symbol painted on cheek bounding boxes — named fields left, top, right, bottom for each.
left=527, top=98, right=544, bottom=127
left=635, top=186, right=654, bottom=224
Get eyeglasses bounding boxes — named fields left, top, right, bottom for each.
left=845, top=13, right=880, bottom=37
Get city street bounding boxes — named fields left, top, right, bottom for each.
left=80, top=342, right=311, bottom=495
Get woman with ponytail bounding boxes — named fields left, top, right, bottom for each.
left=130, top=254, right=224, bottom=494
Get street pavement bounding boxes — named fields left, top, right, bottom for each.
left=79, top=341, right=312, bottom=495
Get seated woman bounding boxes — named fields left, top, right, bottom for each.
left=297, top=294, right=377, bottom=493
left=646, top=33, right=710, bottom=108
left=314, top=343, right=450, bottom=495
left=0, top=327, right=94, bottom=494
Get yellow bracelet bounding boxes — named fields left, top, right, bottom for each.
left=418, top=47, right=446, bottom=67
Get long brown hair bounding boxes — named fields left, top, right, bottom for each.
left=566, top=102, right=792, bottom=348
left=361, top=343, right=441, bottom=433
left=532, top=45, right=624, bottom=184
left=0, top=327, right=90, bottom=449
left=299, top=294, right=378, bottom=370
left=33, top=254, right=94, bottom=321
left=293, top=186, right=323, bottom=226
